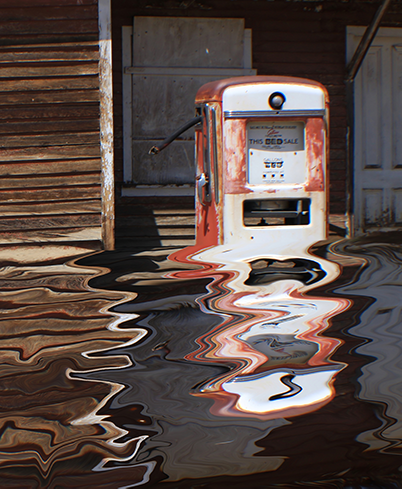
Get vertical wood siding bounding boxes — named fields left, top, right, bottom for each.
left=0, top=0, right=103, bottom=245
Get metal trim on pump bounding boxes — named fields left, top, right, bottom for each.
left=224, top=109, right=326, bottom=118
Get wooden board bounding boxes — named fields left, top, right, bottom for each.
left=0, top=146, right=101, bottom=162
left=0, top=76, right=99, bottom=92
left=0, top=105, right=100, bottom=121
left=0, top=214, right=101, bottom=231
left=0, top=44, right=99, bottom=62
left=0, top=120, right=100, bottom=135
left=0, top=20, right=98, bottom=37
left=0, top=63, right=98, bottom=78
left=0, top=6, right=98, bottom=22
left=0, top=132, right=100, bottom=148
left=0, top=227, right=102, bottom=244
left=0, top=187, right=101, bottom=203
left=0, top=159, right=101, bottom=176
left=0, top=90, right=100, bottom=105
left=0, top=0, right=97, bottom=6
left=0, top=173, right=100, bottom=189
left=0, top=200, right=101, bottom=216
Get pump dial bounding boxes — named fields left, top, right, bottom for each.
left=269, top=92, right=286, bottom=110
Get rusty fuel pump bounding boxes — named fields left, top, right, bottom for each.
left=150, top=76, right=329, bottom=257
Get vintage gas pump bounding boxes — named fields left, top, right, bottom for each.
left=194, top=76, right=329, bottom=256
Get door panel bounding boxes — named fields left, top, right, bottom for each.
left=392, top=46, right=402, bottom=168
left=391, top=188, right=402, bottom=223
left=361, top=47, right=383, bottom=169
left=131, top=73, right=222, bottom=185
left=348, top=27, right=402, bottom=233
left=363, top=188, right=383, bottom=225
left=123, top=17, right=255, bottom=190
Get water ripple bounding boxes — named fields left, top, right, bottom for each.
left=1, top=237, right=402, bottom=487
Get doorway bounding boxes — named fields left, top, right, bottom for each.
left=347, top=26, right=402, bottom=233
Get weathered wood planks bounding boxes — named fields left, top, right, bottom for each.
left=0, top=1, right=104, bottom=246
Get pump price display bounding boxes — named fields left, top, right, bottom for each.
left=247, top=122, right=306, bottom=185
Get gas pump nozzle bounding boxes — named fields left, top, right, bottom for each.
left=148, top=115, right=202, bottom=155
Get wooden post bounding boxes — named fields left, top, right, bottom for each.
left=98, top=0, right=115, bottom=250
left=346, top=0, right=392, bottom=83
left=345, top=0, right=392, bottom=237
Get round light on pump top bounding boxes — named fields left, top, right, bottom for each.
left=269, top=92, right=286, bottom=110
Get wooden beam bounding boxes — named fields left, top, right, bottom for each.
left=98, top=0, right=115, bottom=250
left=346, top=0, right=392, bottom=82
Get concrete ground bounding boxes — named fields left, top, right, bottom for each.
left=0, top=214, right=347, bottom=264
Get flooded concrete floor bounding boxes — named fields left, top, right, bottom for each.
left=0, top=231, right=401, bottom=488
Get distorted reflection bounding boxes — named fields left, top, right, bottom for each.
left=1, top=236, right=402, bottom=487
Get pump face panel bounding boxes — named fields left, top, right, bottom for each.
left=247, top=121, right=305, bottom=185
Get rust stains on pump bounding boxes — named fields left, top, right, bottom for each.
left=223, top=119, right=251, bottom=195
left=195, top=102, right=224, bottom=247
left=305, top=118, right=326, bottom=192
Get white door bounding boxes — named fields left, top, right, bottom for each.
left=122, top=17, right=255, bottom=196
left=348, top=27, right=402, bottom=234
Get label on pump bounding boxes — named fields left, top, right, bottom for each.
left=247, top=122, right=306, bottom=185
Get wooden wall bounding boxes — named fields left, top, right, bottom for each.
left=0, top=0, right=103, bottom=246
left=112, top=0, right=402, bottom=228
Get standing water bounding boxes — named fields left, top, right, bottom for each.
left=1, top=234, right=402, bottom=488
